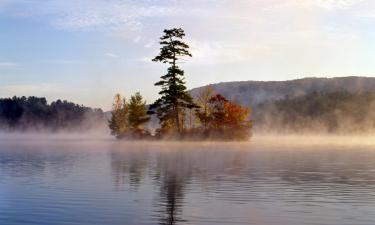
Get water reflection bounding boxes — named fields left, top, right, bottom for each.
left=109, top=144, right=253, bottom=224
left=109, top=143, right=375, bottom=225
left=153, top=151, right=194, bottom=225
left=1, top=141, right=375, bottom=225
left=0, top=142, right=78, bottom=179
left=111, top=147, right=192, bottom=225
left=110, top=149, right=149, bottom=190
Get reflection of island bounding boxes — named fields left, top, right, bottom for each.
left=153, top=152, right=194, bottom=225
left=157, top=174, right=183, bottom=225
left=109, top=144, right=251, bottom=225
left=110, top=148, right=193, bottom=225
left=110, top=149, right=148, bottom=190
left=109, top=144, right=375, bottom=225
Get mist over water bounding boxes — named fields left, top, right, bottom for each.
left=0, top=130, right=112, bottom=142
left=1, top=136, right=375, bottom=225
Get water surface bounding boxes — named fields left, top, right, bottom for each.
left=1, top=138, right=375, bottom=225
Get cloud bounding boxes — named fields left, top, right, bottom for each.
left=313, top=0, right=364, bottom=9
left=7, top=0, right=180, bottom=31
left=188, top=41, right=247, bottom=65
left=0, top=62, right=17, bottom=68
left=0, top=0, right=374, bottom=70
left=0, top=0, right=370, bottom=39
left=105, top=53, right=119, bottom=58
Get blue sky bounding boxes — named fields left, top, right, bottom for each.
left=1, top=0, right=375, bottom=109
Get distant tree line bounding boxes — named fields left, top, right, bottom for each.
left=0, top=96, right=104, bottom=131
left=108, top=28, right=252, bottom=140
left=254, top=91, right=375, bottom=133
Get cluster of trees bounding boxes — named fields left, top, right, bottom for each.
left=194, top=89, right=252, bottom=140
left=108, top=28, right=252, bottom=140
left=0, top=96, right=104, bottom=131
left=108, top=92, right=150, bottom=139
left=254, top=91, right=375, bottom=133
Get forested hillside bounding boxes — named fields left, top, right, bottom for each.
left=0, top=96, right=104, bottom=131
left=253, top=91, right=375, bottom=133
left=191, top=77, right=375, bottom=107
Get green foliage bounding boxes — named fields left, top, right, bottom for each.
left=107, top=28, right=253, bottom=141
left=150, top=28, right=196, bottom=134
left=152, top=28, right=192, bottom=65
left=109, top=92, right=150, bottom=139
left=108, top=94, right=129, bottom=137
left=128, top=92, right=150, bottom=130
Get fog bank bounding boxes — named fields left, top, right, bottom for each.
left=1, top=132, right=375, bottom=149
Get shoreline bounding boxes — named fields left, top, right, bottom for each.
left=0, top=133, right=375, bottom=148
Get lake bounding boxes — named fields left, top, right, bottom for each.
left=1, top=136, right=375, bottom=225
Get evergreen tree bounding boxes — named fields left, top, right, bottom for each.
left=150, top=28, right=196, bottom=134
left=128, top=92, right=150, bottom=130
left=108, top=94, right=128, bottom=137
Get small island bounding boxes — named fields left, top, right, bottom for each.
left=108, top=28, right=252, bottom=141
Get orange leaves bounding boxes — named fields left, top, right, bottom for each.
left=202, top=94, right=251, bottom=130
left=222, top=101, right=250, bottom=127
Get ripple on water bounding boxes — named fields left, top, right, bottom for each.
left=0, top=141, right=375, bottom=225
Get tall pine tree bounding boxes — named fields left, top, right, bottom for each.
left=150, top=28, right=196, bottom=134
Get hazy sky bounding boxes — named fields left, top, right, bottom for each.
left=1, top=0, right=375, bottom=109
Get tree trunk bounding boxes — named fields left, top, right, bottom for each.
left=171, top=39, right=181, bottom=134
left=175, top=103, right=180, bottom=133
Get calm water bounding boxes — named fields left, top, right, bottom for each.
left=1, top=138, right=375, bottom=225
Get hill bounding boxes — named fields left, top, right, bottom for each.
left=190, top=76, right=375, bottom=107
left=253, top=91, right=375, bottom=133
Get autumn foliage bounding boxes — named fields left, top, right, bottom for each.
left=109, top=28, right=252, bottom=141
left=194, top=94, right=252, bottom=140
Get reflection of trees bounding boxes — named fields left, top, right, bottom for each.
left=109, top=145, right=248, bottom=225
left=110, top=145, right=375, bottom=225
left=156, top=172, right=185, bottom=225
left=109, top=145, right=375, bottom=224
left=152, top=147, right=253, bottom=225
left=110, top=148, right=192, bottom=225
left=110, top=145, right=375, bottom=208
left=110, top=149, right=148, bottom=190
left=153, top=152, right=193, bottom=225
